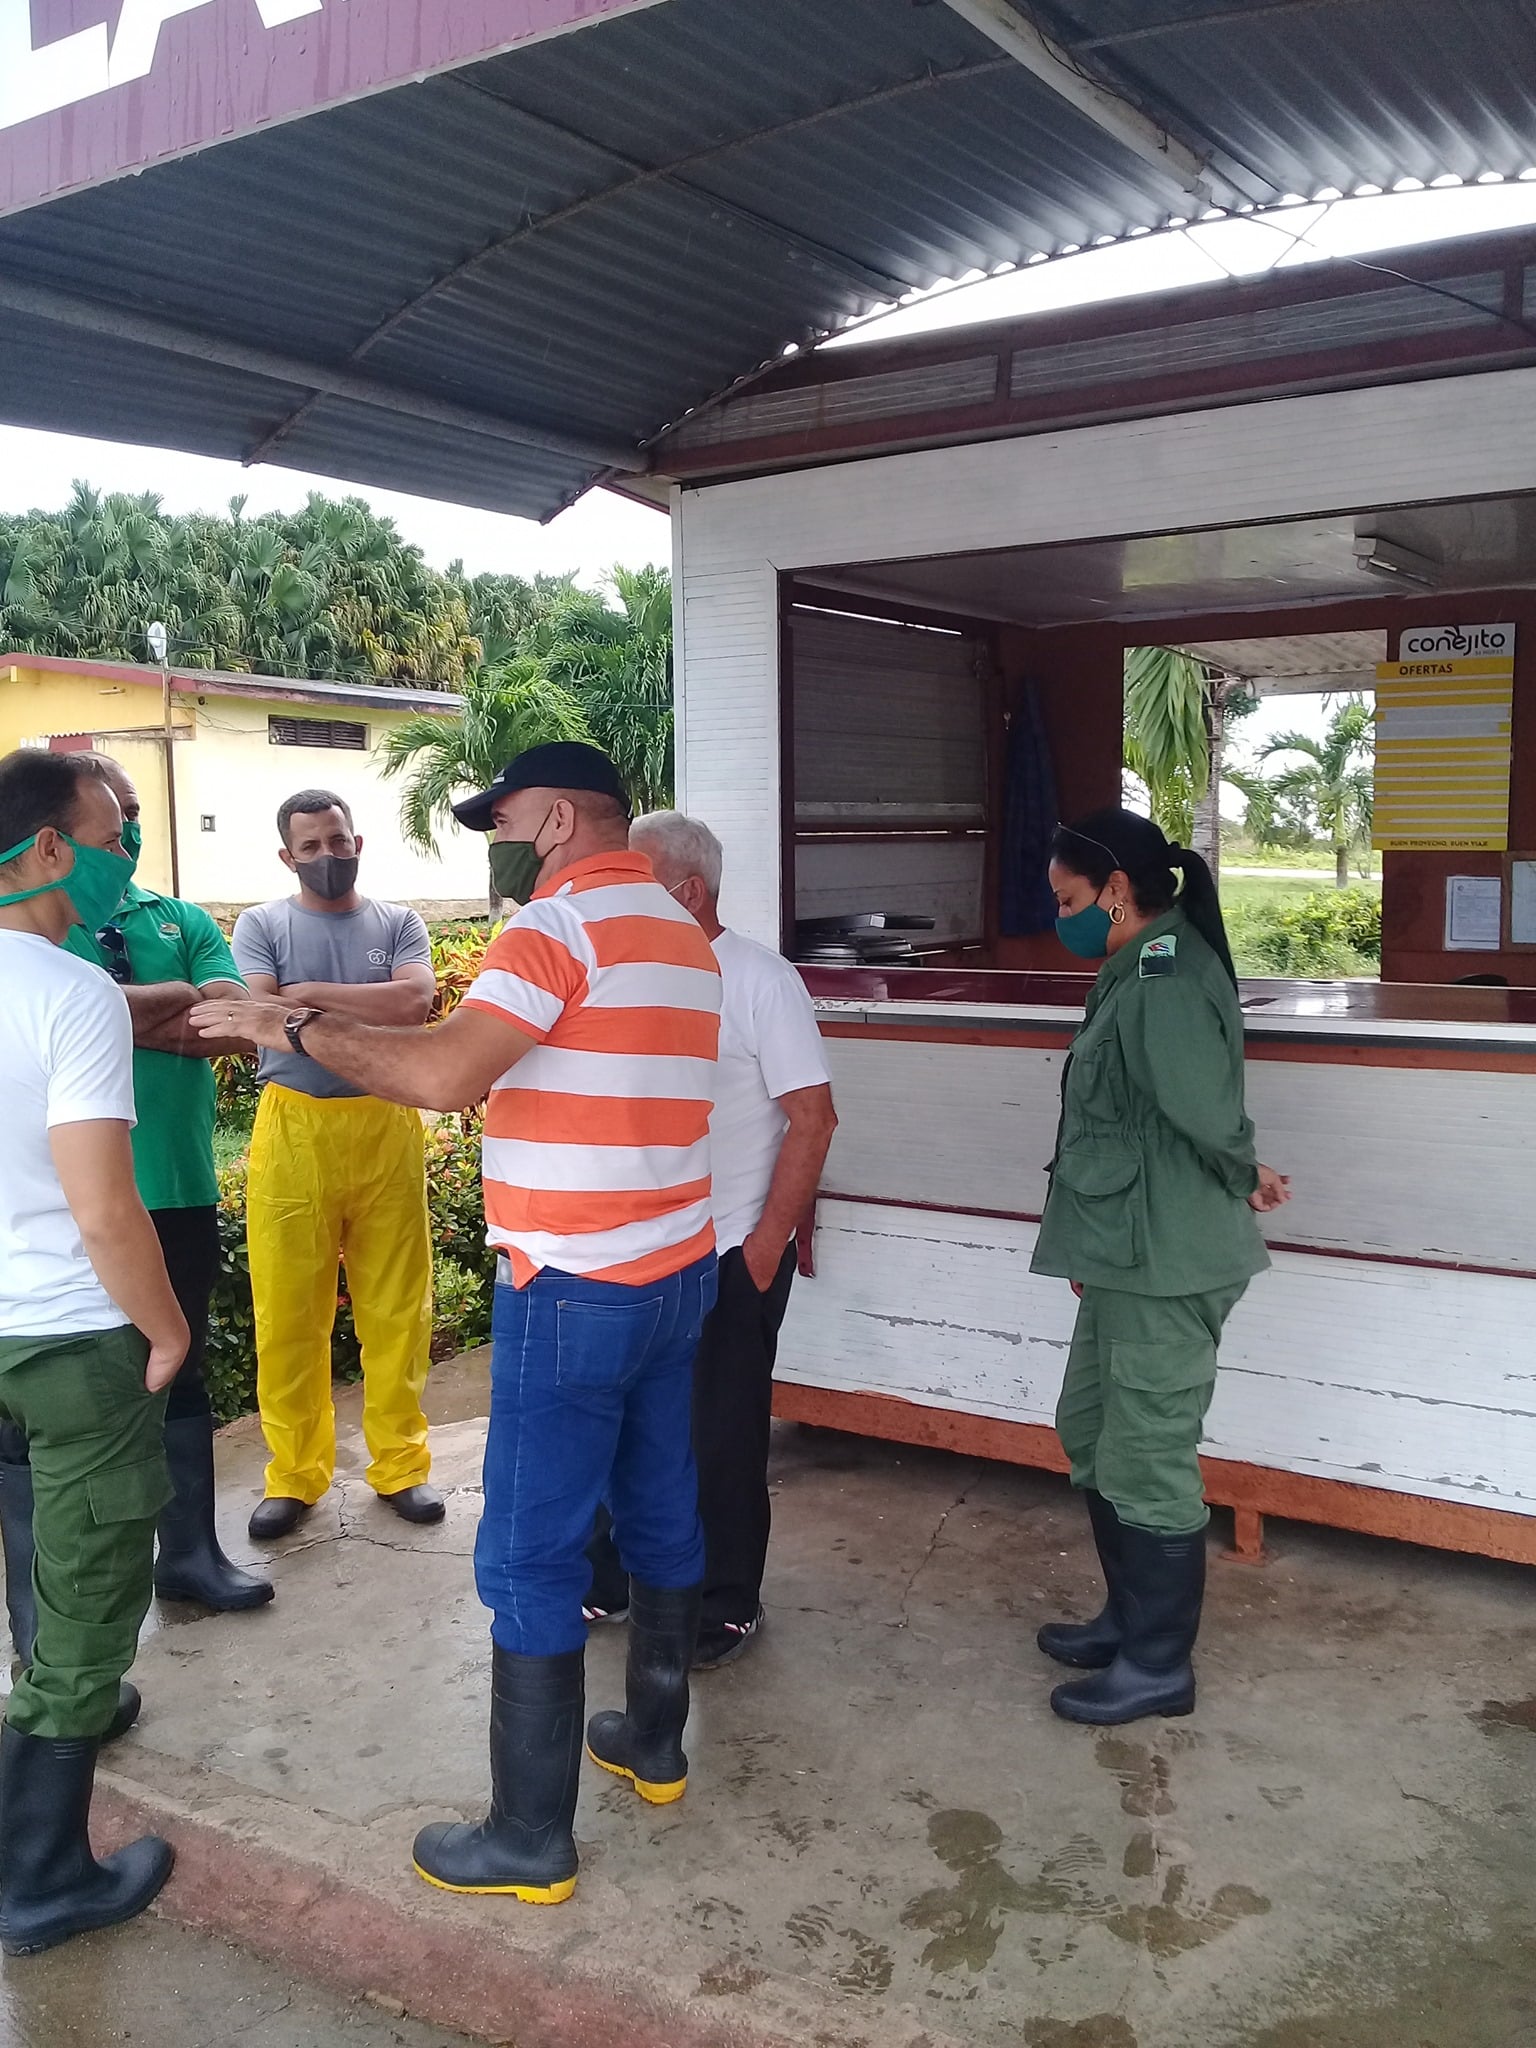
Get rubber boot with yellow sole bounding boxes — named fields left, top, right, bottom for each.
left=586, top=1581, right=701, bottom=1805
left=412, top=1646, right=583, bottom=1903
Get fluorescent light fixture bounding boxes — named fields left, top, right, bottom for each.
left=1352, top=532, right=1441, bottom=586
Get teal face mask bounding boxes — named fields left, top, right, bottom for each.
left=120, top=819, right=143, bottom=863
left=0, top=834, right=136, bottom=929
left=1055, top=898, right=1114, bottom=961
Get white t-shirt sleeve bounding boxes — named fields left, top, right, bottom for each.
left=45, top=980, right=136, bottom=1130
left=754, top=961, right=832, bottom=1103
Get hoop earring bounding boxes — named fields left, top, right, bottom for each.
left=1109, top=902, right=1127, bottom=925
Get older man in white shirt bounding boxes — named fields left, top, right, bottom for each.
left=586, top=812, right=837, bottom=1669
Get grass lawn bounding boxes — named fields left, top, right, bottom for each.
left=1221, top=871, right=1380, bottom=915
left=1222, top=837, right=1380, bottom=878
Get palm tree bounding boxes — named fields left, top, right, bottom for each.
left=377, top=656, right=593, bottom=914
left=1124, top=645, right=1212, bottom=860
left=1122, top=646, right=1253, bottom=878
left=1242, top=698, right=1375, bottom=887
left=535, top=566, right=674, bottom=813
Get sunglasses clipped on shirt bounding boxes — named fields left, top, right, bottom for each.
left=94, top=924, right=132, bottom=985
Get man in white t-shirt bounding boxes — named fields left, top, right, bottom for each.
left=0, top=748, right=190, bottom=1956
left=587, top=812, right=836, bottom=1670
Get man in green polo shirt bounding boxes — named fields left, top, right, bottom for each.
left=0, top=755, right=272, bottom=1671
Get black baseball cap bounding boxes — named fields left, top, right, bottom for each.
left=451, top=741, right=631, bottom=834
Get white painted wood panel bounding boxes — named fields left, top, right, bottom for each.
left=783, top=1200, right=1536, bottom=1517
left=817, top=1034, right=1536, bottom=1271
left=681, top=368, right=1536, bottom=578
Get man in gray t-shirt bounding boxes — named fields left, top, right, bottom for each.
left=230, top=789, right=440, bottom=1543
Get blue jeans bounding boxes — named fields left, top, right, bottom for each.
left=475, top=1254, right=717, bottom=1657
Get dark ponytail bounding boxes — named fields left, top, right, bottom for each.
left=1049, top=806, right=1237, bottom=986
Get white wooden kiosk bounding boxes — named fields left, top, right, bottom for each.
left=665, top=286, right=1536, bottom=1566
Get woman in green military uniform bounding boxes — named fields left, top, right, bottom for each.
left=1031, top=807, right=1290, bottom=1728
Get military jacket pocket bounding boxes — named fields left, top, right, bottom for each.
left=1049, top=1141, right=1142, bottom=1269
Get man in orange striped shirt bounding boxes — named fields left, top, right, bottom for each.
left=192, top=743, right=721, bottom=1909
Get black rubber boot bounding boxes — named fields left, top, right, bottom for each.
left=412, top=1646, right=583, bottom=1903
left=1051, top=1523, right=1206, bottom=1726
left=154, top=1413, right=274, bottom=1612
left=586, top=1581, right=701, bottom=1805
left=0, top=1448, right=140, bottom=1744
left=1038, top=1490, right=1124, bottom=1669
left=0, top=1723, right=173, bottom=1955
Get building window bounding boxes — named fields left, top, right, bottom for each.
left=268, top=716, right=368, bottom=751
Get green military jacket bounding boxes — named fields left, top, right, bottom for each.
left=1031, top=909, right=1269, bottom=1297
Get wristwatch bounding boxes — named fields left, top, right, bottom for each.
left=283, top=1006, right=323, bottom=1056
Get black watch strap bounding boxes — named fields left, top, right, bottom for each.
left=283, top=1007, right=321, bottom=1056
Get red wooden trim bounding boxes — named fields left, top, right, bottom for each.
left=795, top=1197, right=817, bottom=1279
left=1225, top=1507, right=1269, bottom=1565
left=664, top=334, right=1536, bottom=481
left=788, top=581, right=982, bottom=638
left=777, top=577, right=796, bottom=958
left=817, top=1021, right=1073, bottom=1049
left=794, top=827, right=986, bottom=843
left=814, top=1187, right=1536, bottom=1284
left=1244, top=1039, right=1536, bottom=1075
left=771, top=1383, right=1536, bottom=1568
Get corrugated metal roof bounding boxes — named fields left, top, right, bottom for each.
left=1, top=653, right=463, bottom=714
left=1060, top=0, right=1536, bottom=193
left=1, top=0, right=1534, bottom=520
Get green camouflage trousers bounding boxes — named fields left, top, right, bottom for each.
left=1055, top=1282, right=1247, bottom=1535
left=0, top=1324, right=170, bottom=1739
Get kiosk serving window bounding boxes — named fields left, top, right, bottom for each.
left=786, top=601, right=993, bottom=962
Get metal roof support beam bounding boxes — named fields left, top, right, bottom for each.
left=939, top=0, right=1238, bottom=207
left=0, top=273, right=644, bottom=473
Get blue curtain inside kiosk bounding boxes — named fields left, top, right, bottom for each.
left=1000, top=684, right=1060, bottom=936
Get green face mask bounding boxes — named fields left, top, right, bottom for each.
left=488, top=808, right=554, bottom=907
left=120, top=819, right=143, bottom=863
left=0, top=833, right=136, bottom=928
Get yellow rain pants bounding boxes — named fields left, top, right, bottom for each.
left=246, top=1085, right=433, bottom=1504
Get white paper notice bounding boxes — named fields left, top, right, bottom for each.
left=1510, top=861, right=1536, bottom=947
left=1444, top=874, right=1503, bottom=951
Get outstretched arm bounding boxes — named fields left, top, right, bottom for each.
left=189, top=993, right=535, bottom=1112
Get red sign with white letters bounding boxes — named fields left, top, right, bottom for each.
left=0, top=0, right=658, bottom=219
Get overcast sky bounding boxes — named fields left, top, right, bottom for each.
left=3, top=177, right=1531, bottom=770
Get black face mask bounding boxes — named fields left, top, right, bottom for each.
left=293, top=854, right=359, bottom=902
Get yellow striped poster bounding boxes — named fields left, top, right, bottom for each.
left=1373, top=625, right=1514, bottom=850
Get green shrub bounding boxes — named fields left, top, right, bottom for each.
left=431, top=1254, right=493, bottom=1358
left=1227, top=886, right=1381, bottom=978
left=205, top=1111, right=489, bottom=1426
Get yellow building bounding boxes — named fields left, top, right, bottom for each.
left=0, top=655, right=488, bottom=915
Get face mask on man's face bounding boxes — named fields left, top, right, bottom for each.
left=488, top=807, right=555, bottom=906
left=293, top=854, right=359, bottom=902
left=0, top=834, right=135, bottom=927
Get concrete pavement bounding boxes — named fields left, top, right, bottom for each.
left=0, top=1917, right=475, bottom=2048
left=9, top=1352, right=1534, bottom=2048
